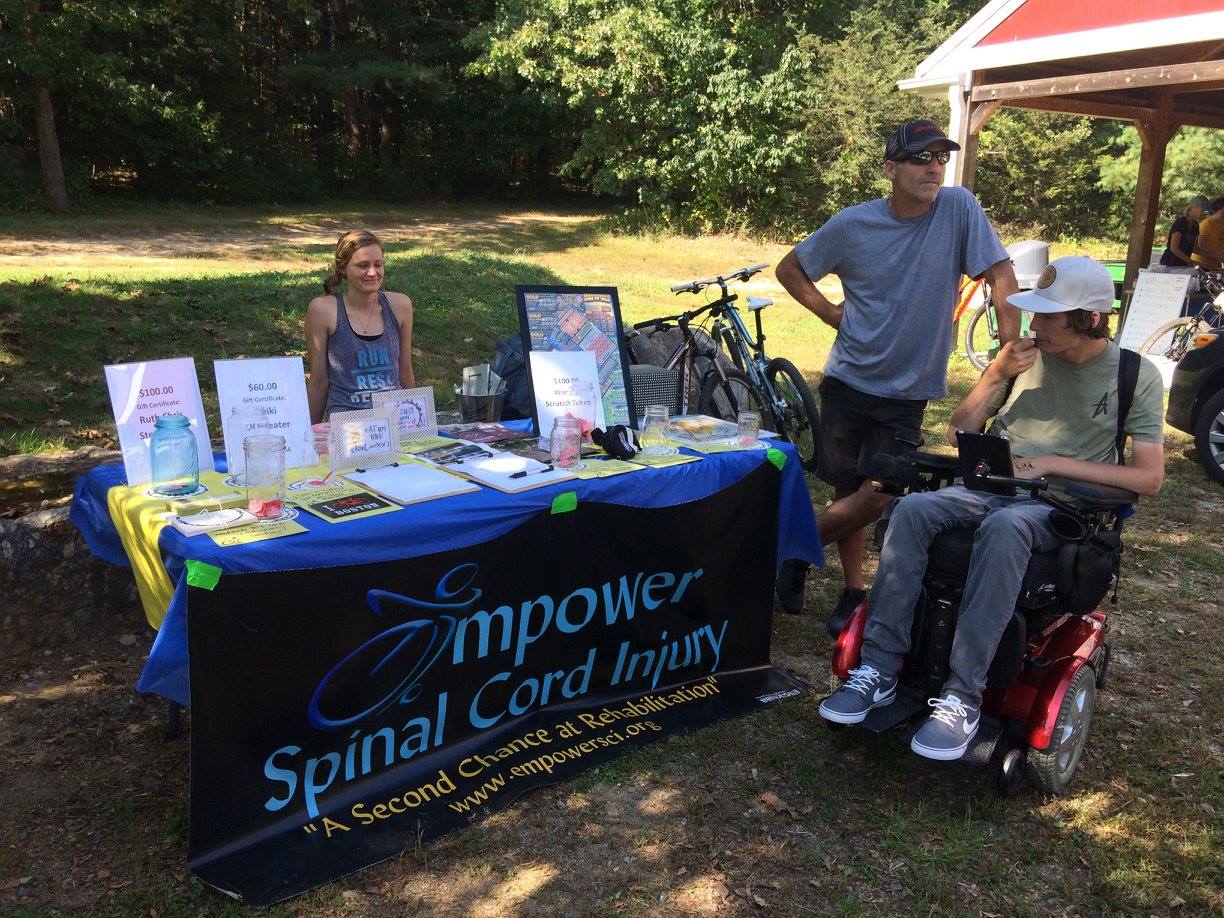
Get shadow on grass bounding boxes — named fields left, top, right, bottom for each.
left=0, top=252, right=567, bottom=454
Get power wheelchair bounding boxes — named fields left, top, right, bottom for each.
left=829, top=437, right=1139, bottom=795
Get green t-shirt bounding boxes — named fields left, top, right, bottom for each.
left=985, top=341, right=1164, bottom=497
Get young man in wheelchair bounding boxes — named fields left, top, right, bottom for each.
left=818, top=256, right=1165, bottom=761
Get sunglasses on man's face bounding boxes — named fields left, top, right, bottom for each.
left=897, top=149, right=952, bottom=166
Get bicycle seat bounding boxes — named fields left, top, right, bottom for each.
left=746, top=296, right=772, bottom=311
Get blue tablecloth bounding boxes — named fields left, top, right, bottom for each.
left=71, top=435, right=823, bottom=706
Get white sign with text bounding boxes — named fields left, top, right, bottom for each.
left=1118, top=271, right=1192, bottom=388
left=104, top=357, right=214, bottom=486
left=215, top=356, right=313, bottom=471
left=528, top=350, right=605, bottom=441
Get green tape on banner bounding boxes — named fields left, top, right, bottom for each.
left=186, top=559, right=222, bottom=591
left=766, top=447, right=786, bottom=470
left=551, top=491, right=578, bottom=515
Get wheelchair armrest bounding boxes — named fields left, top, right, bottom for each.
left=909, top=450, right=960, bottom=473
left=1063, top=481, right=1139, bottom=508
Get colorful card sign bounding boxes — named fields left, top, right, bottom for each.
left=528, top=350, right=606, bottom=441
left=327, top=409, right=400, bottom=471
left=104, top=357, right=215, bottom=486
left=214, top=357, right=313, bottom=472
left=372, top=386, right=437, bottom=441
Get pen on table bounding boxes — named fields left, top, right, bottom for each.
left=510, top=464, right=555, bottom=479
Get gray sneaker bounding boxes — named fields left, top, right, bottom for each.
left=910, top=693, right=980, bottom=761
left=818, top=665, right=898, bottom=724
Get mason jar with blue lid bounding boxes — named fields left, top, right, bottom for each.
left=150, top=414, right=200, bottom=496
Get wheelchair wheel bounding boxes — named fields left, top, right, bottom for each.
left=1027, top=665, right=1096, bottom=794
left=996, top=747, right=1026, bottom=797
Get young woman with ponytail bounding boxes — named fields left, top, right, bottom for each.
left=305, top=230, right=417, bottom=422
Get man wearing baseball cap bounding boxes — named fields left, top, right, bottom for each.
left=817, top=256, right=1164, bottom=761
left=774, top=118, right=1019, bottom=631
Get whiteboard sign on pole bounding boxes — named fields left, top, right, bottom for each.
left=1117, top=271, right=1190, bottom=351
left=104, top=357, right=214, bottom=486
left=1117, top=271, right=1192, bottom=389
left=214, top=357, right=313, bottom=472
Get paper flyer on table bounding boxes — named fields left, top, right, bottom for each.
left=289, top=478, right=402, bottom=523
left=570, top=458, right=645, bottom=479
left=208, top=518, right=308, bottom=547
left=629, top=452, right=702, bottom=468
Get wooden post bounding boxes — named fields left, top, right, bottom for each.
left=1122, top=97, right=1174, bottom=321
left=947, top=77, right=987, bottom=192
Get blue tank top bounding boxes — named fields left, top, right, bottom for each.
left=326, top=291, right=402, bottom=416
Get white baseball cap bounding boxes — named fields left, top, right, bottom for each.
left=1006, top=256, right=1115, bottom=314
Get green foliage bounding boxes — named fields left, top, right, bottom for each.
left=974, top=109, right=1116, bottom=238
left=1099, top=125, right=1224, bottom=236
left=0, top=0, right=563, bottom=204
left=8, top=0, right=1224, bottom=239
left=472, top=0, right=960, bottom=235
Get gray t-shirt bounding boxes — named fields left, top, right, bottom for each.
left=794, top=186, right=1007, bottom=400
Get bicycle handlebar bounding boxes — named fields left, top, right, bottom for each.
left=632, top=299, right=718, bottom=330
left=670, top=262, right=770, bottom=294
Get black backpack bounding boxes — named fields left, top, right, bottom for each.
left=489, top=336, right=532, bottom=421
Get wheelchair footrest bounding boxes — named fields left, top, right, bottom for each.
left=859, top=689, right=928, bottom=733
left=898, top=715, right=1004, bottom=765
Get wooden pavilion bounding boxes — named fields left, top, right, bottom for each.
left=900, top=0, right=1224, bottom=306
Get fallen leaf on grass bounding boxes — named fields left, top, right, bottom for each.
left=758, top=791, right=793, bottom=814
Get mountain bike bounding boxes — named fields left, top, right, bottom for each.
left=629, top=263, right=821, bottom=470
left=957, top=277, right=1033, bottom=371
left=1137, top=268, right=1224, bottom=363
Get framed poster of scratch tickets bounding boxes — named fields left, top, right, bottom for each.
left=515, top=285, right=637, bottom=431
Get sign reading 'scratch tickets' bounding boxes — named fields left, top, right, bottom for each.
left=214, top=356, right=313, bottom=471
left=516, top=285, right=636, bottom=429
left=372, top=387, right=437, bottom=441
left=104, top=357, right=214, bottom=486
left=328, top=409, right=400, bottom=471
left=527, top=350, right=606, bottom=440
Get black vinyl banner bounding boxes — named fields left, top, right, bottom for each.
left=186, top=460, right=807, bottom=906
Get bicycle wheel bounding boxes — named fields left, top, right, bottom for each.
left=963, top=301, right=997, bottom=371
left=698, top=368, right=774, bottom=427
left=1138, top=317, right=1203, bottom=363
left=765, top=357, right=820, bottom=470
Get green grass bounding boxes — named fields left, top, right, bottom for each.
left=0, top=203, right=1219, bottom=915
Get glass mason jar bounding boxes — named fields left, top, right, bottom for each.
left=549, top=416, right=583, bottom=468
left=226, top=405, right=271, bottom=480
left=639, top=404, right=671, bottom=456
left=736, top=410, right=761, bottom=446
left=150, top=414, right=200, bottom=496
left=244, top=434, right=287, bottom=519
left=570, top=380, right=599, bottom=442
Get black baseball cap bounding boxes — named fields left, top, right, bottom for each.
left=885, top=119, right=960, bottom=161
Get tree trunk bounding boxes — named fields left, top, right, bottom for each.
left=32, top=83, right=69, bottom=213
